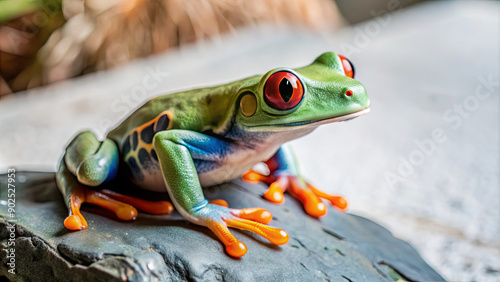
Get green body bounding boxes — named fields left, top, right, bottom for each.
left=56, top=52, right=370, bottom=256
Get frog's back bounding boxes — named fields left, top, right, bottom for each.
left=108, top=90, right=198, bottom=142
left=104, top=79, right=252, bottom=190
left=107, top=78, right=252, bottom=143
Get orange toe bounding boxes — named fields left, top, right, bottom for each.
left=288, top=179, right=328, bottom=218
left=263, top=183, right=285, bottom=204
left=242, top=171, right=260, bottom=183
left=208, top=221, right=248, bottom=258
left=266, top=228, right=289, bottom=245
left=242, top=170, right=275, bottom=185
left=301, top=189, right=328, bottom=218
left=232, top=208, right=273, bottom=224
left=308, top=185, right=349, bottom=212
left=210, top=199, right=229, bottom=207
left=226, top=241, right=247, bottom=258
left=330, top=196, right=348, bottom=211
left=100, top=189, right=174, bottom=215
left=304, top=200, right=328, bottom=218
left=115, top=206, right=138, bottom=221
left=148, top=201, right=174, bottom=214
left=227, top=218, right=289, bottom=245
left=64, top=215, right=86, bottom=230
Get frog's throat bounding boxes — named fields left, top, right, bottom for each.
left=249, top=108, right=370, bottom=131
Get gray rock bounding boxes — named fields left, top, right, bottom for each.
left=0, top=172, right=444, bottom=281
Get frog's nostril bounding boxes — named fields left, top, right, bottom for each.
left=345, top=90, right=353, bottom=97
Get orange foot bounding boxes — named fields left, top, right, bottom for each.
left=64, top=186, right=174, bottom=230
left=193, top=203, right=288, bottom=257
left=242, top=171, right=348, bottom=218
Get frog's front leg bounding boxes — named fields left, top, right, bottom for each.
left=243, top=145, right=348, bottom=218
left=153, top=130, right=289, bottom=257
left=56, top=131, right=173, bottom=230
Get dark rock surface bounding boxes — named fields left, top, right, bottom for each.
left=0, top=172, right=444, bottom=281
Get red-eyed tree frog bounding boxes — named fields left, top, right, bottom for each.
left=56, top=52, right=370, bottom=258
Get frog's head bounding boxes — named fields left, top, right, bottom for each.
left=235, top=52, right=370, bottom=132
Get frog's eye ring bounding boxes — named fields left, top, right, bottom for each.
left=264, top=71, right=304, bottom=110
left=338, top=55, right=355, bottom=79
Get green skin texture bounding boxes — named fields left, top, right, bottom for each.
left=57, top=51, right=370, bottom=237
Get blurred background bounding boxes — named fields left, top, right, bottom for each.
left=0, top=0, right=498, bottom=281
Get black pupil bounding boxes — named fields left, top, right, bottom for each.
left=279, top=78, right=294, bottom=103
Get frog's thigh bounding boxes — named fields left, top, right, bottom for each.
left=64, top=131, right=119, bottom=186
left=56, top=131, right=122, bottom=230
left=152, top=130, right=231, bottom=220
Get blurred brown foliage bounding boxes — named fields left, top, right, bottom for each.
left=0, top=0, right=343, bottom=96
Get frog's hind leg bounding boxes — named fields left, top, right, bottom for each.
left=56, top=162, right=89, bottom=230
left=63, top=131, right=119, bottom=187
left=57, top=131, right=173, bottom=230
left=57, top=131, right=136, bottom=230
left=56, top=162, right=139, bottom=230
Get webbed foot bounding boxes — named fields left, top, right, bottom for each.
left=64, top=186, right=173, bottom=230
left=243, top=171, right=348, bottom=218
left=99, top=189, right=174, bottom=215
left=193, top=203, right=288, bottom=257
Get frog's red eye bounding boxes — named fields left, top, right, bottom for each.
left=264, top=71, right=304, bottom=110
left=338, top=55, right=355, bottom=79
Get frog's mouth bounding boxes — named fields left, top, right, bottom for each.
left=250, top=108, right=370, bottom=130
